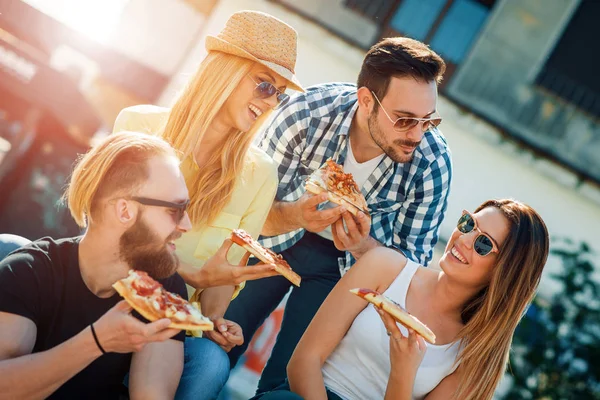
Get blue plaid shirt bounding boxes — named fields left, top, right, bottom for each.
left=258, top=83, right=452, bottom=274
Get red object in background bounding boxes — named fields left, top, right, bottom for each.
left=243, top=301, right=286, bottom=374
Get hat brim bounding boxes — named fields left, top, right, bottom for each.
left=206, top=35, right=304, bottom=92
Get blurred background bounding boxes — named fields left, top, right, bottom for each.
left=0, top=0, right=598, bottom=398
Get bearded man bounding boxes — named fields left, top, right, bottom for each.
left=0, top=131, right=192, bottom=399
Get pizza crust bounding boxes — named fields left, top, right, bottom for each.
left=113, top=279, right=214, bottom=331
left=231, top=231, right=301, bottom=287
left=305, top=180, right=363, bottom=216
left=305, top=160, right=369, bottom=216
left=350, top=288, right=436, bottom=344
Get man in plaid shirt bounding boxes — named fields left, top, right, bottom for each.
left=226, top=37, right=452, bottom=393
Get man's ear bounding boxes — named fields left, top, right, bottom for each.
left=356, top=86, right=375, bottom=115
left=114, top=199, right=137, bottom=227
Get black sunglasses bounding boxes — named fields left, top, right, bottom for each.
left=457, top=211, right=499, bottom=257
left=130, top=196, right=190, bottom=223
left=248, top=75, right=290, bottom=110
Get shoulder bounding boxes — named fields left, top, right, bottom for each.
left=246, top=146, right=277, bottom=179
left=281, top=83, right=357, bottom=119
left=113, top=105, right=170, bottom=135
left=417, top=127, right=452, bottom=168
left=0, top=237, right=73, bottom=272
left=350, top=247, right=409, bottom=292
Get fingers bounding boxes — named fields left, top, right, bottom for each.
left=239, top=251, right=251, bottom=266
left=308, top=205, right=345, bottom=223
left=147, top=328, right=181, bottom=343
left=114, top=300, right=133, bottom=313
left=234, top=264, right=278, bottom=282
left=376, top=308, right=401, bottom=336
left=205, top=330, right=229, bottom=347
left=303, top=192, right=328, bottom=209
left=218, top=238, right=234, bottom=256
left=333, top=218, right=350, bottom=247
left=213, top=317, right=228, bottom=333
left=142, top=318, right=173, bottom=337
left=356, top=212, right=371, bottom=236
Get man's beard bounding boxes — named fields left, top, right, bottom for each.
left=368, top=109, right=420, bottom=164
left=119, top=214, right=181, bottom=280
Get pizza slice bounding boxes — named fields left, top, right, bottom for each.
left=305, top=159, right=369, bottom=216
left=113, top=270, right=214, bottom=331
left=350, top=288, right=436, bottom=344
left=230, top=229, right=301, bottom=287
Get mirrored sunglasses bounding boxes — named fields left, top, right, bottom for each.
left=456, top=211, right=498, bottom=257
left=371, top=91, right=442, bottom=132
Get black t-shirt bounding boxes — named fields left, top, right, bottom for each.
left=0, top=236, right=187, bottom=399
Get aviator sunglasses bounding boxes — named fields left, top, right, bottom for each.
left=371, top=91, right=442, bottom=132
left=248, top=75, right=290, bottom=110
left=457, top=210, right=499, bottom=257
left=130, top=197, right=190, bottom=224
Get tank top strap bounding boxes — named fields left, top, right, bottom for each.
left=384, top=259, right=420, bottom=309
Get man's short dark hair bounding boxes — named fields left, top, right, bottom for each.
left=357, top=37, right=446, bottom=101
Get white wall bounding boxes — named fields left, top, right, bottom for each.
left=162, top=0, right=600, bottom=297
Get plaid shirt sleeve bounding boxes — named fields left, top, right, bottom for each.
left=393, top=148, right=452, bottom=266
left=259, top=96, right=312, bottom=201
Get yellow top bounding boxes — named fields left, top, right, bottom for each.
left=113, top=105, right=278, bottom=327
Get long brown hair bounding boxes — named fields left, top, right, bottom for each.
left=161, top=52, right=273, bottom=228
left=453, top=199, right=550, bottom=400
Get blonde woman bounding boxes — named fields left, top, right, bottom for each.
left=113, top=11, right=303, bottom=399
left=258, top=199, right=549, bottom=400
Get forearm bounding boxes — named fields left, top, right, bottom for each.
left=261, top=201, right=301, bottom=236
left=384, top=370, right=414, bottom=400
left=199, top=286, right=236, bottom=319
left=287, top=355, right=328, bottom=400
left=0, top=326, right=101, bottom=399
left=351, top=236, right=384, bottom=260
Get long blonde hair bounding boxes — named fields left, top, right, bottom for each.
left=453, top=199, right=550, bottom=400
left=161, top=52, right=273, bottom=228
left=65, top=131, right=177, bottom=227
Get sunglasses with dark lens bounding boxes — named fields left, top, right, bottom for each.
left=130, top=197, right=190, bottom=224
left=457, top=210, right=499, bottom=257
left=371, top=91, right=442, bottom=132
left=248, top=75, right=290, bottom=110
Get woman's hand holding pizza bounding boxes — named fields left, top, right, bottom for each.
left=93, top=300, right=181, bottom=354
left=178, top=239, right=279, bottom=289
left=377, top=308, right=427, bottom=378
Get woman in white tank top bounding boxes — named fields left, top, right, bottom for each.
left=258, top=199, right=549, bottom=400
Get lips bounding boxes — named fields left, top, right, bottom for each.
left=450, top=246, right=468, bottom=264
left=248, top=104, right=263, bottom=119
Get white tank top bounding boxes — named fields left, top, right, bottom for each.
left=322, top=260, right=462, bottom=400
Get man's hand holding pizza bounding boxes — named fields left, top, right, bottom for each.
left=204, top=317, right=244, bottom=353
left=293, top=192, right=346, bottom=233
left=93, top=300, right=181, bottom=354
left=332, top=211, right=379, bottom=259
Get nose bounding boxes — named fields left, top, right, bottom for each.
left=178, top=212, right=193, bottom=232
left=262, top=93, right=279, bottom=110
left=406, top=124, right=425, bottom=142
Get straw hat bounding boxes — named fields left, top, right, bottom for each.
left=206, top=10, right=303, bottom=92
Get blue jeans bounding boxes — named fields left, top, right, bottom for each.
left=0, top=234, right=31, bottom=260
left=251, top=381, right=343, bottom=400
left=225, top=232, right=344, bottom=394
left=175, top=337, right=230, bottom=400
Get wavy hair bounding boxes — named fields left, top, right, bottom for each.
left=64, top=131, right=177, bottom=227
left=160, top=52, right=273, bottom=228
left=452, top=199, right=550, bottom=400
